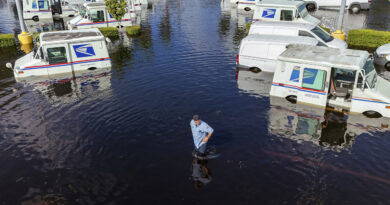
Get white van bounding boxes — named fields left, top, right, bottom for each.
left=236, top=35, right=318, bottom=73
left=304, top=0, right=371, bottom=13
left=270, top=44, right=390, bottom=118
left=68, top=2, right=135, bottom=29
left=248, top=21, right=347, bottom=49
left=5, top=29, right=111, bottom=78
left=252, top=0, right=320, bottom=25
left=23, top=0, right=77, bottom=21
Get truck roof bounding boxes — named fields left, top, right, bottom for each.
left=256, top=0, right=303, bottom=7
left=84, top=2, right=105, bottom=8
left=242, top=34, right=318, bottom=45
left=250, top=21, right=315, bottom=30
left=279, top=44, right=369, bottom=70
left=40, top=28, right=105, bottom=45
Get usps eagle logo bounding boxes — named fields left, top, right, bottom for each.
left=73, top=44, right=96, bottom=58
left=262, top=8, right=276, bottom=18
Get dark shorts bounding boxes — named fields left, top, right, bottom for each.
left=197, top=143, right=207, bottom=154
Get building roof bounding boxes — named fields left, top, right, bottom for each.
left=256, top=0, right=304, bottom=7
left=40, top=28, right=104, bottom=44
left=250, top=21, right=315, bottom=30
left=279, top=44, right=369, bottom=69
left=242, top=34, right=318, bottom=45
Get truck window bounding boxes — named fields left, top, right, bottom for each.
left=356, top=72, right=365, bottom=89
left=47, top=47, right=67, bottom=64
left=280, top=10, right=293, bottom=21
left=91, top=10, right=105, bottom=22
left=302, top=68, right=327, bottom=91
left=311, top=27, right=334, bottom=43
left=38, top=0, right=49, bottom=10
left=298, top=30, right=315, bottom=38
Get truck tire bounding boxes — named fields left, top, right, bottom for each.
left=32, top=16, right=39, bottom=21
left=306, top=3, right=316, bottom=12
left=249, top=67, right=261, bottom=73
left=244, top=7, right=251, bottom=11
left=363, top=111, right=382, bottom=118
left=385, top=62, right=390, bottom=71
left=88, top=67, right=97, bottom=71
left=350, top=4, right=361, bottom=13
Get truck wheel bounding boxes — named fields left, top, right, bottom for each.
left=306, top=3, right=316, bottom=12
left=385, top=62, right=390, bottom=71
left=88, top=67, right=97, bottom=71
left=249, top=67, right=261, bottom=73
left=350, top=4, right=361, bottom=13
left=363, top=111, right=382, bottom=118
left=32, top=16, right=39, bottom=21
left=244, top=7, right=251, bottom=11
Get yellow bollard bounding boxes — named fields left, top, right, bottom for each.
left=331, top=30, right=346, bottom=41
left=18, top=31, right=33, bottom=45
left=20, top=43, right=33, bottom=54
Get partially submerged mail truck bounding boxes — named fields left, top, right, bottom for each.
left=270, top=44, right=390, bottom=118
left=68, top=2, right=135, bottom=29
left=252, top=0, right=320, bottom=25
left=6, top=29, right=111, bottom=78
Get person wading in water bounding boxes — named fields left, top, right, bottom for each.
left=190, top=115, right=214, bottom=157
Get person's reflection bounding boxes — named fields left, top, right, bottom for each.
left=191, top=158, right=212, bottom=189
left=320, top=109, right=352, bottom=146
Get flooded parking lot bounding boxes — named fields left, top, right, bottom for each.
left=0, top=0, right=390, bottom=204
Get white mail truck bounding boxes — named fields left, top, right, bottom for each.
left=6, top=29, right=111, bottom=79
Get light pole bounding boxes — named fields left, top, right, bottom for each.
left=15, top=0, right=33, bottom=45
left=331, top=0, right=347, bottom=41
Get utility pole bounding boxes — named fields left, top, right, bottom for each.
left=15, top=0, right=33, bottom=46
left=331, top=0, right=347, bottom=41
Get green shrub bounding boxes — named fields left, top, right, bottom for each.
left=126, top=25, right=141, bottom=36
left=246, top=22, right=252, bottom=35
left=0, top=34, right=15, bottom=47
left=348, top=29, right=390, bottom=53
left=320, top=26, right=331, bottom=33
left=98, top=27, right=119, bottom=38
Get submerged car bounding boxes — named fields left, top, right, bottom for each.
left=374, top=43, right=390, bottom=70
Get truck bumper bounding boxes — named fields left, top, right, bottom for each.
left=359, top=3, right=370, bottom=10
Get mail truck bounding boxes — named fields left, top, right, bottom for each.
left=237, top=35, right=318, bottom=73
left=270, top=44, right=390, bottom=118
left=6, top=29, right=111, bottom=79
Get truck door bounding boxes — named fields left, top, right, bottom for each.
left=45, top=44, right=73, bottom=75
left=298, top=67, right=330, bottom=107
left=90, top=9, right=106, bottom=27
left=51, top=0, right=61, bottom=14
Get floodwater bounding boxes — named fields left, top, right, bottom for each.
left=1, top=0, right=390, bottom=204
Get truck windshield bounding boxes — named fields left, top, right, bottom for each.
left=298, top=4, right=308, bottom=18
left=80, top=5, right=87, bottom=17
left=311, top=26, right=334, bottom=43
left=363, top=58, right=376, bottom=88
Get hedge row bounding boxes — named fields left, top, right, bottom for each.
left=98, top=27, right=119, bottom=38
left=0, top=34, right=15, bottom=47
left=347, top=29, right=390, bottom=53
left=126, top=25, right=141, bottom=36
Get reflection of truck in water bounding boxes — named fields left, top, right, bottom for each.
left=268, top=96, right=390, bottom=151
